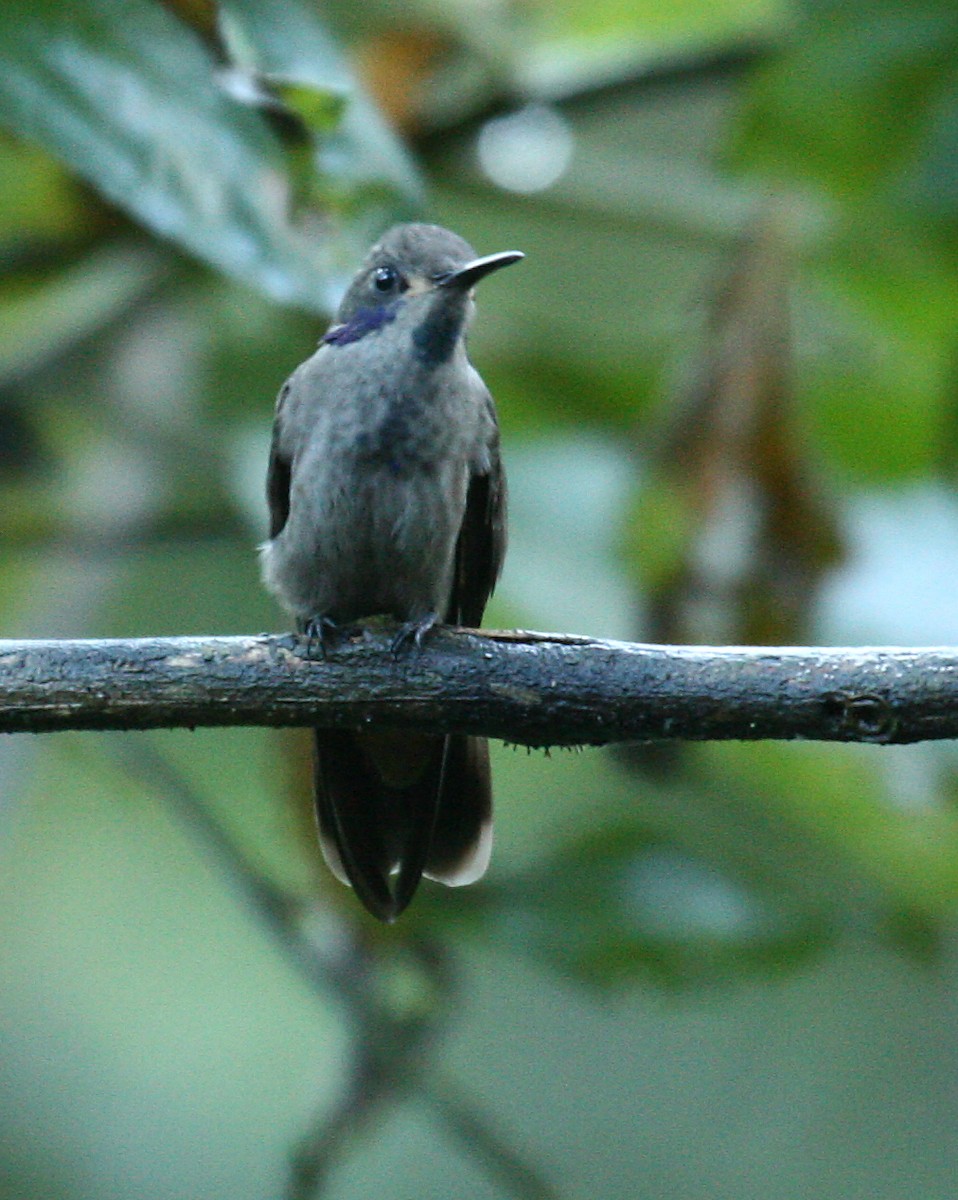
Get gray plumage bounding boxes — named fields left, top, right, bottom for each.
left=260, top=223, right=521, bottom=920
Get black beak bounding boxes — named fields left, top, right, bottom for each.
left=439, top=250, right=524, bottom=290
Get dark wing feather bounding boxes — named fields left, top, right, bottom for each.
left=423, top=395, right=504, bottom=890
left=266, top=380, right=293, bottom=538
left=448, top=412, right=507, bottom=626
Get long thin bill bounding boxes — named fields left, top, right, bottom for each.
left=440, top=250, right=524, bottom=289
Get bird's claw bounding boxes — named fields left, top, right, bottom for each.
left=301, top=615, right=341, bottom=661
left=390, top=613, right=439, bottom=658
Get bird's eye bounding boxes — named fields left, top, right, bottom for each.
left=373, top=264, right=401, bottom=293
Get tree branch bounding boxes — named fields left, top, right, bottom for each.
left=3, top=628, right=958, bottom=746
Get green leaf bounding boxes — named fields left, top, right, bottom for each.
left=791, top=209, right=958, bottom=481
left=0, top=0, right=416, bottom=312
left=733, top=4, right=958, bottom=201
left=220, top=0, right=421, bottom=201
left=511, top=0, right=790, bottom=95
left=0, top=137, right=83, bottom=244
left=908, top=76, right=958, bottom=218
left=706, top=741, right=958, bottom=914
left=0, top=242, right=166, bottom=385
left=488, top=824, right=832, bottom=989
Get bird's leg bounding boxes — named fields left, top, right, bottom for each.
left=300, top=614, right=341, bottom=661
left=390, top=612, right=440, bottom=658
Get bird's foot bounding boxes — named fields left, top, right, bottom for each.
left=301, top=615, right=341, bottom=661
left=390, top=612, right=439, bottom=658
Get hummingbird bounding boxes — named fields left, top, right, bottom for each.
left=260, top=223, right=522, bottom=921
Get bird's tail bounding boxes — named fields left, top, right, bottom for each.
left=312, top=729, right=493, bottom=921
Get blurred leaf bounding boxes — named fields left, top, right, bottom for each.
left=0, top=0, right=415, bottom=312
left=0, top=136, right=86, bottom=246
left=708, top=740, right=958, bottom=914
left=487, top=823, right=832, bottom=989
left=220, top=0, right=422, bottom=202
left=527, top=0, right=788, bottom=43
left=163, top=0, right=218, bottom=36
left=0, top=241, right=166, bottom=385
left=910, top=75, right=958, bottom=219
left=733, top=2, right=958, bottom=202
left=514, top=0, right=789, bottom=95
left=0, top=398, right=47, bottom=477
left=799, top=211, right=958, bottom=481
left=728, top=3, right=958, bottom=480
left=276, top=82, right=346, bottom=133
left=880, top=905, right=944, bottom=963
left=626, top=204, right=843, bottom=646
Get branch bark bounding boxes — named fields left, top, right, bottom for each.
left=2, top=628, right=958, bottom=746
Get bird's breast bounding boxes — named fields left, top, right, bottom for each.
left=354, top=389, right=438, bottom=478
left=335, top=350, right=478, bottom=478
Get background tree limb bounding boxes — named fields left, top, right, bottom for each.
left=2, top=629, right=956, bottom=746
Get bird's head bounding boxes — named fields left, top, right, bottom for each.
left=324, top=223, right=523, bottom=359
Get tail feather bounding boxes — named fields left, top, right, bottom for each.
left=312, top=729, right=493, bottom=921
left=425, top=735, right=494, bottom=886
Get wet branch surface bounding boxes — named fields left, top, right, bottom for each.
left=3, top=628, right=958, bottom=745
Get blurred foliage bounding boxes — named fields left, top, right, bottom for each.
left=627, top=203, right=843, bottom=647
left=3, top=1, right=958, bottom=1199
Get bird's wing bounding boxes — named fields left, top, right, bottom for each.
left=422, top=392, right=503, bottom=896
left=265, top=379, right=293, bottom=539
left=448, top=397, right=507, bottom=627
